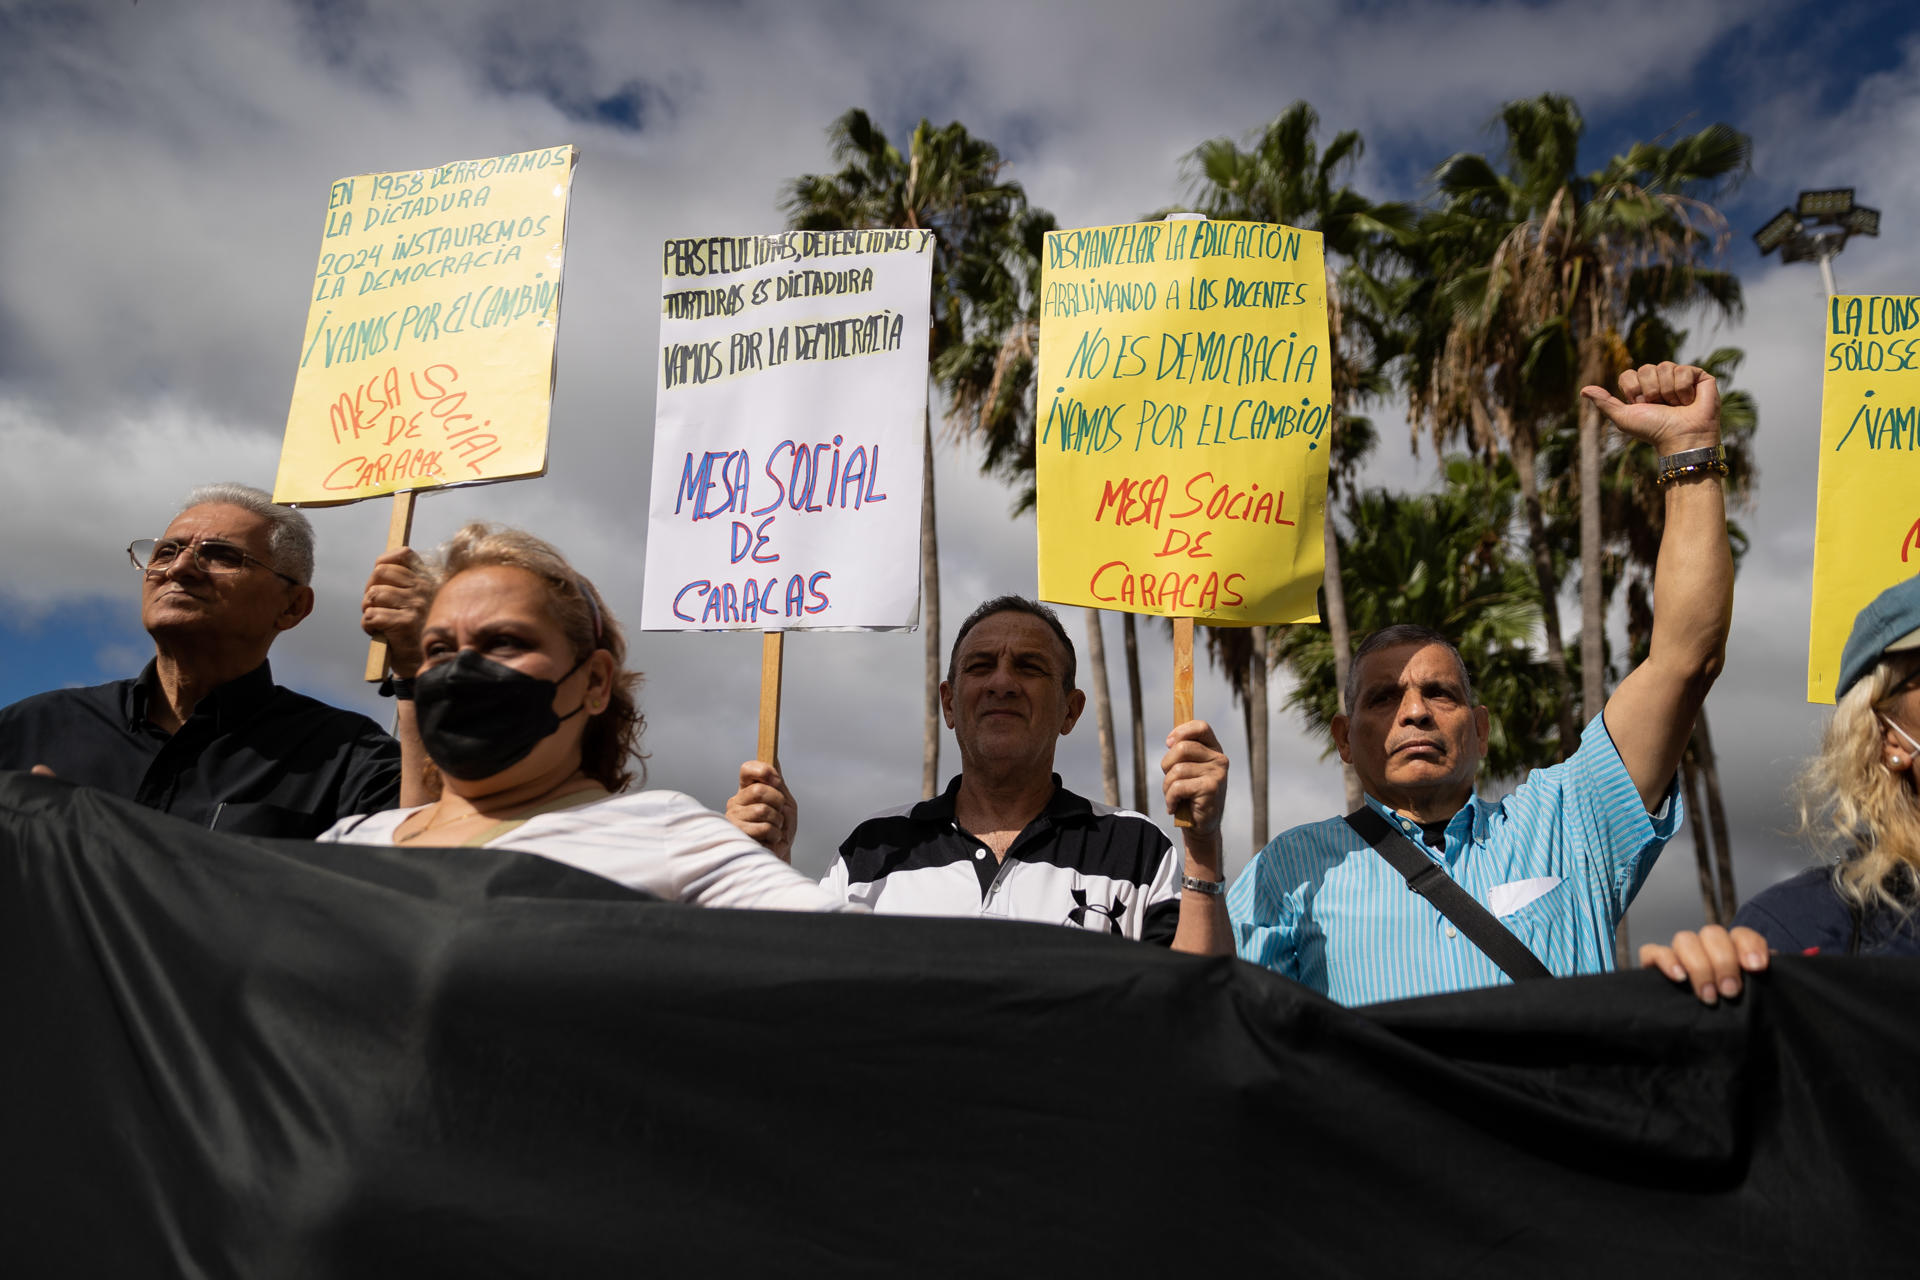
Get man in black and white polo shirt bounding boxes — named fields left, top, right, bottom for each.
left=727, top=596, right=1233, bottom=955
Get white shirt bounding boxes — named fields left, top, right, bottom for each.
left=320, top=789, right=855, bottom=913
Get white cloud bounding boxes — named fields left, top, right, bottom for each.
left=0, top=398, right=283, bottom=610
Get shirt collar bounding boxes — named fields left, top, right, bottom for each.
left=127, top=659, right=276, bottom=732
left=910, top=772, right=1083, bottom=828
left=1360, top=791, right=1486, bottom=859
left=909, top=774, right=967, bottom=825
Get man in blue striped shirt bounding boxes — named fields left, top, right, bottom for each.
left=1229, top=362, right=1732, bottom=1005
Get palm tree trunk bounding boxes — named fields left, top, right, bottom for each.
left=1321, top=282, right=1364, bottom=813
left=1322, top=509, right=1362, bottom=811
left=1085, top=609, right=1120, bottom=806
left=1240, top=694, right=1254, bottom=796
left=1692, top=710, right=1739, bottom=921
left=1249, top=625, right=1270, bottom=847
left=1679, top=749, right=1721, bottom=925
left=1578, top=396, right=1606, bottom=744
left=1510, top=424, right=1581, bottom=757
left=920, top=408, right=941, bottom=799
left=1123, top=612, right=1148, bottom=812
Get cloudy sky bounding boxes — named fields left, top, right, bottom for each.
left=3, top=0, right=1917, bottom=946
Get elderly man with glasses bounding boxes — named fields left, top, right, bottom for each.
left=0, top=483, right=403, bottom=836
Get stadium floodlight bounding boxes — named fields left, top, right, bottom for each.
left=1798, top=188, right=1856, bottom=221
left=1753, top=208, right=1801, bottom=255
left=1754, top=188, right=1880, bottom=295
left=1846, top=205, right=1882, bottom=238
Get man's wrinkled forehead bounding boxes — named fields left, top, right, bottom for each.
left=959, top=611, right=1066, bottom=669
left=1355, top=642, right=1471, bottom=700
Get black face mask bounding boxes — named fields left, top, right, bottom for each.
left=413, top=649, right=588, bottom=781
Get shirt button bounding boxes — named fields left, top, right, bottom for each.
left=974, top=849, right=986, bottom=860
left=1445, top=925, right=1458, bottom=939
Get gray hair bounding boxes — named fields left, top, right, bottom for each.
left=178, top=483, right=315, bottom=585
left=1344, top=624, right=1476, bottom=716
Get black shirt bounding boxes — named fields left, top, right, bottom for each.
left=0, top=660, right=401, bottom=838
left=827, top=774, right=1183, bottom=944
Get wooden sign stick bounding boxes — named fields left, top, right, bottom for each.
left=363, top=489, right=418, bottom=683
left=758, top=631, right=785, bottom=768
left=1171, top=615, right=1194, bottom=828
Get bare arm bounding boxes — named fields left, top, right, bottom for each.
left=1584, top=363, right=1732, bottom=810
left=361, top=548, right=439, bottom=809
left=1163, top=719, right=1233, bottom=957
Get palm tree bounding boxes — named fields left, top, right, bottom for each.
left=784, top=110, right=1030, bottom=797
left=1183, top=101, right=1411, bottom=817
left=939, top=209, right=1051, bottom=508
left=1276, top=454, right=1555, bottom=783
left=1404, top=193, right=1580, bottom=756
left=1413, top=96, right=1748, bottom=756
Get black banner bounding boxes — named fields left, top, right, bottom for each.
left=0, top=773, right=1910, bottom=1276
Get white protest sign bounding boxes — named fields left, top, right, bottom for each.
left=641, top=229, right=933, bottom=631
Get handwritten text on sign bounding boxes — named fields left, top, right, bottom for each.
left=273, top=145, right=577, bottom=505
left=640, top=230, right=933, bottom=632
left=1035, top=219, right=1333, bottom=624
left=1808, top=294, right=1920, bottom=702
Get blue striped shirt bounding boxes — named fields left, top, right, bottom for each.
left=1228, top=713, right=1680, bottom=1006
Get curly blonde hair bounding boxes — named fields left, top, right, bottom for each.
left=433, top=523, right=646, bottom=793
left=1794, top=657, right=1920, bottom=923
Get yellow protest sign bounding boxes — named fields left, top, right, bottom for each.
left=273, top=145, right=577, bottom=505
left=1808, top=294, right=1920, bottom=702
left=1035, top=219, right=1332, bottom=625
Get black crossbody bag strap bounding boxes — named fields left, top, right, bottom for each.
left=1345, top=807, right=1553, bottom=983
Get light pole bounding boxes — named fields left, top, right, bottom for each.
left=1753, top=188, right=1880, bottom=296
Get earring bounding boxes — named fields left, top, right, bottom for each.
left=1893, top=754, right=1906, bottom=770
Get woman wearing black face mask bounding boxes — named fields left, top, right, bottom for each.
left=1644, top=575, right=1920, bottom=1005
left=319, top=523, right=851, bottom=912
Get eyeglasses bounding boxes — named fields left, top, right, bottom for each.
left=127, top=538, right=301, bottom=587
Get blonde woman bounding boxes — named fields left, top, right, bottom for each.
left=1645, top=576, right=1920, bottom=1003
left=325, top=522, right=851, bottom=913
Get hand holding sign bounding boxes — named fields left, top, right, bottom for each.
left=360, top=547, right=434, bottom=679
left=1581, top=362, right=1722, bottom=453
left=1161, top=719, right=1228, bottom=844
left=642, top=228, right=934, bottom=770
left=727, top=761, right=798, bottom=864
left=1037, top=216, right=1329, bottom=823
left=275, top=145, right=577, bottom=684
